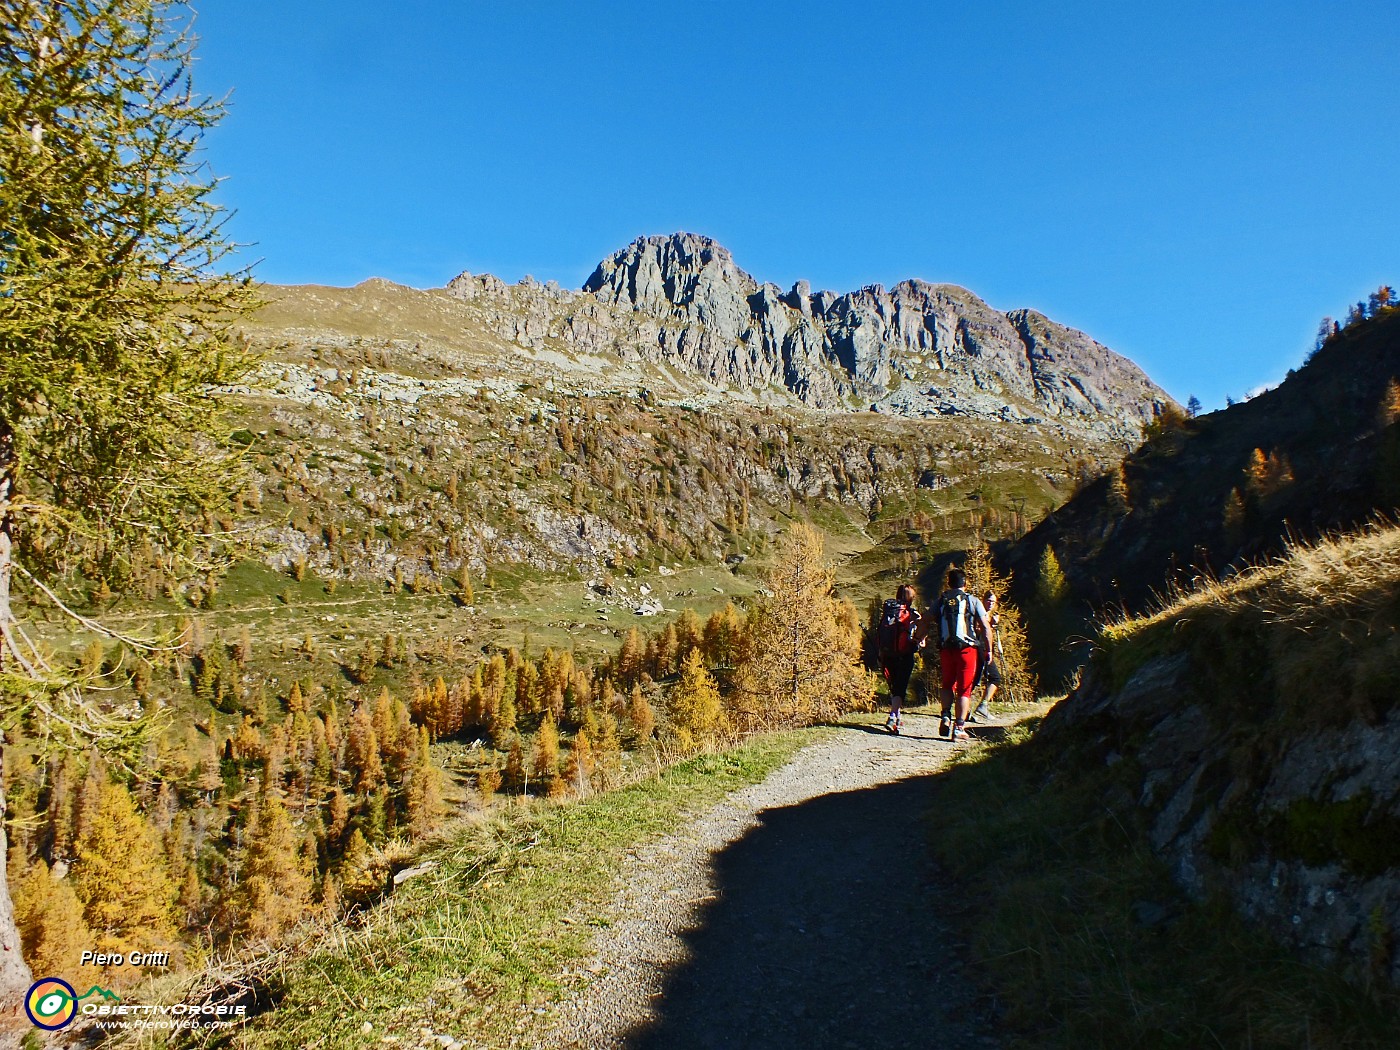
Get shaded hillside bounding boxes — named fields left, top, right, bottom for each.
left=1039, top=521, right=1400, bottom=993
left=1005, top=304, right=1400, bottom=616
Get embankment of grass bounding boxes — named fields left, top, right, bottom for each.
left=224, top=730, right=816, bottom=1049
left=1097, top=521, right=1400, bottom=733
left=930, top=713, right=1400, bottom=1050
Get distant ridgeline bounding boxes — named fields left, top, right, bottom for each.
left=448, top=232, right=1173, bottom=442
left=1004, top=300, right=1400, bottom=618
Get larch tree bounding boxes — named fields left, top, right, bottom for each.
left=234, top=786, right=312, bottom=944
left=1030, top=545, right=1079, bottom=690
left=1377, top=378, right=1400, bottom=507
left=958, top=540, right=1037, bottom=704
left=1377, top=378, right=1400, bottom=429
left=503, top=737, right=526, bottom=793
left=72, top=781, right=174, bottom=956
left=0, top=0, right=253, bottom=996
left=668, top=647, right=726, bottom=752
left=625, top=682, right=655, bottom=745
left=404, top=726, right=444, bottom=837
left=1222, top=487, right=1247, bottom=545
left=616, top=627, right=644, bottom=685
left=1034, top=546, right=1068, bottom=607
left=531, top=713, right=560, bottom=791
left=732, top=522, right=873, bottom=728
left=12, top=860, right=92, bottom=977
left=702, top=602, right=745, bottom=667
left=593, top=714, right=622, bottom=787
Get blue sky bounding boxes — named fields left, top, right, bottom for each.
left=192, top=1, right=1398, bottom=410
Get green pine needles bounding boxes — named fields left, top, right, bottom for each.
left=0, top=0, right=256, bottom=1000
left=0, top=0, right=257, bottom=594
left=0, top=0, right=257, bottom=727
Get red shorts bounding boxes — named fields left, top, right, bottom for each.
left=939, top=646, right=979, bottom=699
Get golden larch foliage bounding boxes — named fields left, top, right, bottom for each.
left=626, top=683, right=655, bottom=744
left=531, top=713, right=560, bottom=786
left=1378, top=377, right=1400, bottom=428
left=13, top=861, right=92, bottom=977
left=72, top=781, right=174, bottom=955
left=953, top=540, right=1038, bottom=704
left=405, top=727, right=445, bottom=838
left=504, top=738, right=526, bottom=792
left=1035, top=546, right=1069, bottom=605
left=236, top=789, right=313, bottom=944
left=669, top=648, right=728, bottom=752
left=732, top=523, right=874, bottom=728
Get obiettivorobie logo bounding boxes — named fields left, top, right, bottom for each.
left=25, top=978, right=120, bottom=1030
left=23, top=976, right=248, bottom=1032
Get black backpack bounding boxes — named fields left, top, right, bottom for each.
left=877, top=599, right=917, bottom=661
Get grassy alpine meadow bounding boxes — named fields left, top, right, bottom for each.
left=175, top=729, right=816, bottom=1050
left=930, top=711, right=1400, bottom=1050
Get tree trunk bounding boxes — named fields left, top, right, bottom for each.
left=0, top=425, right=35, bottom=998
left=0, top=739, right=32, bottom=999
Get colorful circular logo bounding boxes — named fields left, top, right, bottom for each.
left=26, top=978, right=77, bottom=1030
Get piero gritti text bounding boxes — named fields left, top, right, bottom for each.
left=81, top=950, right=171, bottom=967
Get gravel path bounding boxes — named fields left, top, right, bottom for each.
left=528, top=709, right=1003, bottom=1049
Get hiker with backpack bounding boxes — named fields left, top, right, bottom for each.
left=970, top=589, right=1003, bottom=723
left=920, top=568, right=993, bottom=743
left=876, top=584, right=921, bottom=734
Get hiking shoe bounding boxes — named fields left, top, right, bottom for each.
left=951, top=722, right=969, bottom=743
left=939, top=715, right=952, bottom=738
left=973, top=703, right=991, bottom=721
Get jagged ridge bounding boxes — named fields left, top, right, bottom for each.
left=449, top=232, right=1172, bottom=440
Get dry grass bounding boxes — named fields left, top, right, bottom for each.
left=1104, top=517, right=1400, bottom=636
left=1094, top=520, right=1400, bottom=731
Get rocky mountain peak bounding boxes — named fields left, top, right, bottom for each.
left=449, top=232, right=1175, bottom=441
left=584, top=233, right=759, bottom=337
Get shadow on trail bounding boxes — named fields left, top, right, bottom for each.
left=837, top=718, right=1012, bottom=746
left=621, top=746, right=995, bottom=1050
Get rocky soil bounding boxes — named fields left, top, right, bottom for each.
left=525, top=711, right=1004, bottom=1049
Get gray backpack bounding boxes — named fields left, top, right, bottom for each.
left=937, top=590, right=979, bottom=650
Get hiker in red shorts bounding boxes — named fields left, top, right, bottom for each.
left=919, top=568, right=992, bottom=743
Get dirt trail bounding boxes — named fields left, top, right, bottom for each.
left=529, top=710, right=1003, bottom=1049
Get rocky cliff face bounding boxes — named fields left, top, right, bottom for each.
left=447, top=233, right=1173, bottom=442
left=1043, top=630, right=1400, bottom=987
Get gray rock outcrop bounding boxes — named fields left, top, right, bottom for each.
left=1044, top=656, right=1400, bottom=986
left=446, top=232, right=1174, bottom=442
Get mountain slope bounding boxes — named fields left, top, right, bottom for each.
left=208, top=233, right=1178, bottom=614
left=1005, top=305, right=1400, bottom=614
